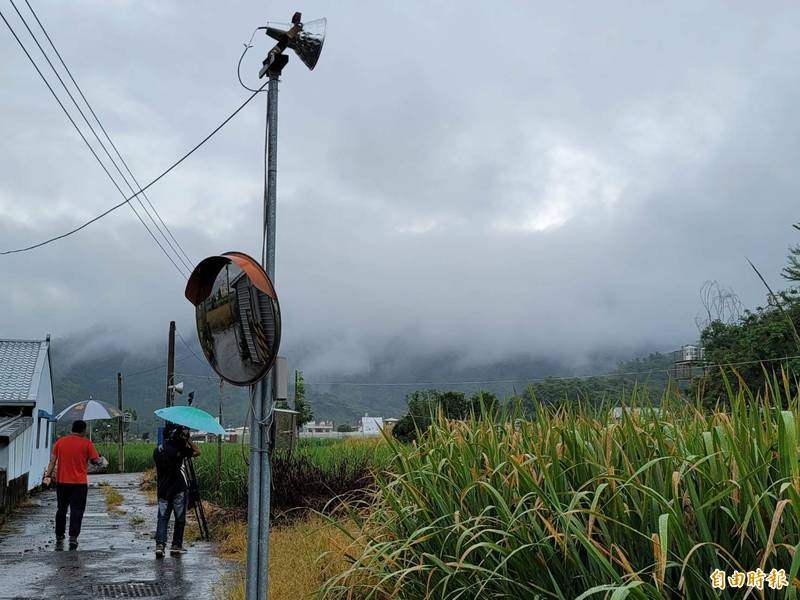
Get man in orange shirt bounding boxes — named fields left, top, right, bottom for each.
left=42, top=420, right=104, bottom=550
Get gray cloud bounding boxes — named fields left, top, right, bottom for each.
left=1, top=1, right=799, bottom=377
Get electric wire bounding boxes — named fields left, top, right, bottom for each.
left=21, top=0, right=194, bottom=271
left=175, top=352, right=800, bottom=387
left=237, top=28, right=265, bottom=94
left=0, top=8, right=190, bottom=276
left=122, top=353, right=199, bottom=378
left=175, top=327, right=207, bottom=368
left=7, top=1, right=190, bottom=277
left=261, top=92, right=269, bottom=267
left=0, top=25, right=268, bottom=256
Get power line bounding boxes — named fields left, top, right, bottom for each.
left=90, top=351, right=800, bottom=390
left=7, top=1, right=190, bottom=276
left=237, top=28, right=266, bottom=94
left=176, top=372, right=219, bottom=378
left=1, top=6, right=188, bottom=276
left=0, top=16, right=268, bottom=256
left=289, top=353, right=800, bottom=387
left=21, top=0, right=195, bottom=271
left=122, top=352, right=204, bottom=378
left=175, top=327, right=207, bottom=368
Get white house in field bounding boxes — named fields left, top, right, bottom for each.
left=359, top=415, right=384, bottom=435
left=0, top=337, right=55, bottom=512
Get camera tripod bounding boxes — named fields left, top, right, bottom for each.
left=184, top=456, right=210, bottom=540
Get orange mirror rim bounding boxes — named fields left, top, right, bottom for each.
left=185, top=251, right=277, bottom=306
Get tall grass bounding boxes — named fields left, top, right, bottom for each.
left=321, top=373, right=800, bottom=599
left=95, top=442, right=154, bottom=473
left=96, top=437, right=393, bottom=514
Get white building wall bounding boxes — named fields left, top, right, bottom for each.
left=28, top=353, right=54, bottom=489
left=361, top=417, right=384, bottom=435
left=6, top=427, right=32, bottom=482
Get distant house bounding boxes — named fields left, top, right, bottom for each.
left=301, top=420, right=334, bottom=435
left=0, top=337, right=55, bottom=513
left=359, top=415, right=384, bottom=435
left=223, top=426, right=248, bottom=443
left=192, top=409, right=298, bottom=451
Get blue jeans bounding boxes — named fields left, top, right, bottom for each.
left=155, top=491, right=187, bottom=548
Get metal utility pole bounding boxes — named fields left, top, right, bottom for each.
left=117, top=373, right=124, bottom=472
left=245, top=13, right=325, bottom=600
left=165, top=321, right=175, bottom=407
left=217, top=378, right=223, bottom=495
left=246, top=52, right=287, bottom=600
left=259, top=50, right=287, bottom=600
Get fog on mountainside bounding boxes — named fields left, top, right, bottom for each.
left=49, top=329, right=678, bottom=433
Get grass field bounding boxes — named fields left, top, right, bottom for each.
left=94, top=375, right=800, bottom=599
left=95, top=436, right=393, bottom=514
left=321, top=374, right=800, bottom=599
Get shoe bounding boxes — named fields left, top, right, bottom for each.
left=55, top=536, right=64, bottom=551
left=170, top=546, right=186, bottom=556
left=155, top=544, right=165, bottom=558
left=68, top=536, right=78, bottom=550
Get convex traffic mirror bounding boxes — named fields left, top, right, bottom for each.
left=185, top=252, right=281, bottom=386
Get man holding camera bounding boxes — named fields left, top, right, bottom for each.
left=153, top=422, right=201, bottom=558
left=42, top=419, right=105, bottom=550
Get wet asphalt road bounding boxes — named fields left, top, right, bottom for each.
left=0, top=473, right=235, bottom=600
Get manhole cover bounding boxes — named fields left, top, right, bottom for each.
left=93, top=582, right=163, bottom=598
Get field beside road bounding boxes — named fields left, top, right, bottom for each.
left=322, top=377, right=800, bottom=599
left=96, top=437, right=393, bottom=515
left=96, top=436, right=392, bottom=599
left=100, top=377, right=800, bottom=599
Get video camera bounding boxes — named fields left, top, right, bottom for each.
left=165, top=423, right=191, bottom=444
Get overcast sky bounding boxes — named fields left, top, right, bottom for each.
left=1, top=1, right=799, bottom=376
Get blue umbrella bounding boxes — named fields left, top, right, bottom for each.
left=154, top=406, right=225, bottom=435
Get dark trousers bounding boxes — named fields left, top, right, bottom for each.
left=55, top=483, right=88, bottom=539
left=155, top=491, right=187, bottom=547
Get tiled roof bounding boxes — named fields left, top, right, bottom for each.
left=0, top=339, right=49, bottom=404
left=0, top=415, right=32, bottom=442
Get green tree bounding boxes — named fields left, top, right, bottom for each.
left=123, top=408, right=137, bottom=435
left=392, top=390, right=490, bottom=443
left=336, top=423, right=353, bottom=433
left=469, top=390, right=498, bottom=418
left=695, top=289, right=800, bottom=404
left=693, top=230, right=800, bottom=404
left=782, top=223, right=800, bottom=283
left=293, top=370, right=313, bottom=427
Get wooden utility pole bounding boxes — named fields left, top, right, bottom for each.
left=217, top=378, right=224, bottom=495
left=117, top=372, right=124, bottom=472
left=165, top=321, right=176, bottom=407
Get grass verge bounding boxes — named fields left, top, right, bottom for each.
left=100, top=483, right=126, bottom=515
left=217, top=515, right=359, bottom=600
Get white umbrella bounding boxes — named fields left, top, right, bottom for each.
left=56, top=399, right=122, bottom=422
